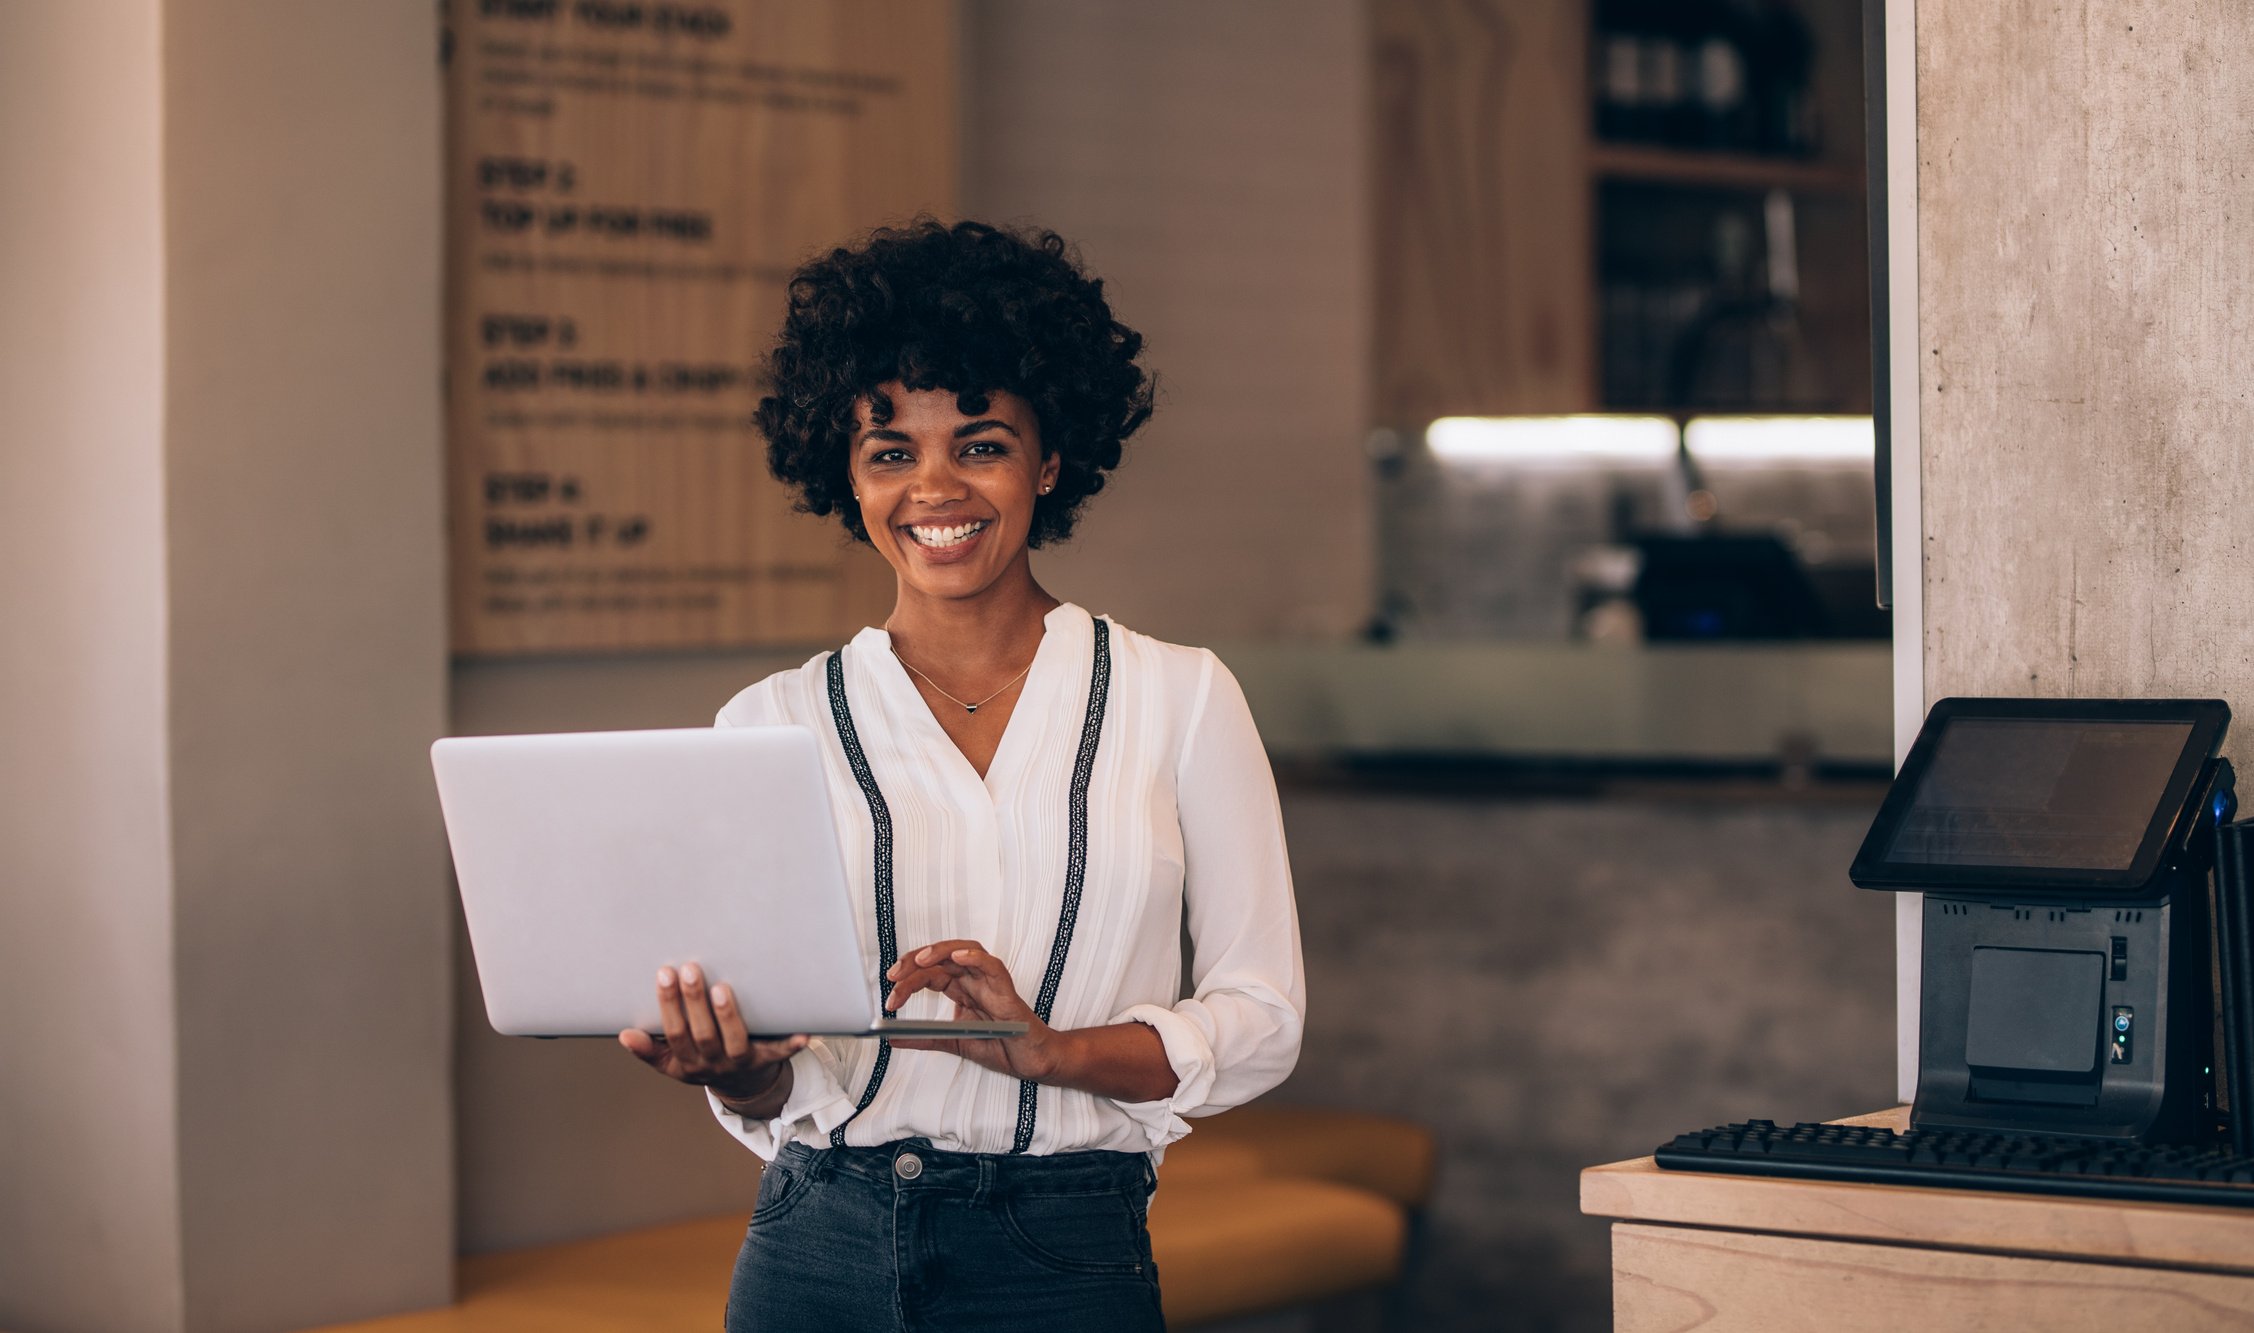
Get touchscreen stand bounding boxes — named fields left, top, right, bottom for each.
left=1852, top=698, right=2235, bottom=1143
left=2217, top=817, right=2254, bottom=1155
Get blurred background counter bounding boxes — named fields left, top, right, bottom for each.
left=1223, top=638, right=1888, bottom=774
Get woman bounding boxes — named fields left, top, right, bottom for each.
left=619, top=219, right=1305, bottom=1332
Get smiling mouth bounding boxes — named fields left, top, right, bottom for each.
left=904, top=520, right=990, bottom=550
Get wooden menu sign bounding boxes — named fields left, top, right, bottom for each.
left=444, top=0, right=955, bottom=655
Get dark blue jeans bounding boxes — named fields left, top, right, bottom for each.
left=726, top=1139, right=1167, bottom=1332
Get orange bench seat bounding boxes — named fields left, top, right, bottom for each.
left=302, top=1104, right=1433, bottom=1331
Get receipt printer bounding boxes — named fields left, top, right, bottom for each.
left=1851, top=699, right=2235, bottom=1143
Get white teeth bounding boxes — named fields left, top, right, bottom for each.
left=907, top=521, right=988, bottom=549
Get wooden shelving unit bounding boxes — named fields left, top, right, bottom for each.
left=1589, top=142, right=1864, bottom=197
left=1587, top=0, right=1872, bottom=415
left=1372, top=0, right=1871, bottom=422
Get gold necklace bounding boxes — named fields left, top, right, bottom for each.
left=890, top=645, right=1036, bottom=714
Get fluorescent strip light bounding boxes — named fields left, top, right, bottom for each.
left=1425, top=415, right=1679, bottom=465
left=1684, top=415, right=1876, bottom=466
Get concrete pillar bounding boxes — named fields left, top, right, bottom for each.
left=1917, top=0, right=2254, bottom=737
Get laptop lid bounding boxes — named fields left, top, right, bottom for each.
left=433, top=726, right=876, bottom=1037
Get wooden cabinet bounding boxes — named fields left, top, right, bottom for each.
left=1611, top=1223, right=2254, bottom=1331
left=1583, top=1107, right=2254, bottom=1331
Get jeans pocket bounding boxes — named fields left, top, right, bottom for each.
left=997, top=1187, right=1148, bottom=1276
left=746, top=1161, right=810, bottom=1231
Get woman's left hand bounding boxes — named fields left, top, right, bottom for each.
left=883, top=939, right=1063, bottom=1081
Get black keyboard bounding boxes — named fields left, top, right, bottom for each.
left=1656, top=1120, right=2254, bottom=1208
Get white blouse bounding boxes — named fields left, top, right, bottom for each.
left=705, top=602, right=1305, bottom=1159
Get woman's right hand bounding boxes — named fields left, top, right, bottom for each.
left=619, top=963, right=808, bottom=1114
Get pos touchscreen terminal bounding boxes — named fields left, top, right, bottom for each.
left=1852, top=698, right=2235, bottom=1143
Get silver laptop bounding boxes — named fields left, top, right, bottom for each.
left=432, top=726, right=1027, bottom=1040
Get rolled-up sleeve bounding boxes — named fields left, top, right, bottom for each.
left=1111, top=651, right=1305, bottom=1145
left=705, top=1039, right=860, bottom=1158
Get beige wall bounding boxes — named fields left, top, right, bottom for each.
left=163, top=4, right=453, bottom=1327
left=1917, top=0, right=2254, bottom=744
left=966, top=0, right=1374, bottom=644
left=1, top=4, right=451, bottom=1330
left=0, top=4, right=183, bottom=1330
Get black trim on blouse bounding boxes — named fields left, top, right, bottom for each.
left=824, top=648, right=897, bottom=1149
left=1015, top=617, right=1111, bottom=1153
left=820, top=615, right=1113, bottom=1154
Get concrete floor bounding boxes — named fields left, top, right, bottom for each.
left=1264, top=780, right=1897, bottom=1333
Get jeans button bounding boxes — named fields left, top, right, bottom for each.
left=894, top=1151, right=924, bottom=1180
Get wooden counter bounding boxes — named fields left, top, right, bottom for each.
left=1581, top=1106, right=2254, bottom=1331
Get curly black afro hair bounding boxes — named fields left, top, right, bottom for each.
left=755, top=218, right=1155, bottom=548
